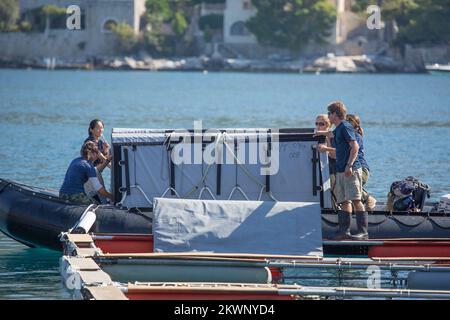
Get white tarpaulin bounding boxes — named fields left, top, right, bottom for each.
left=153, top=198, right=323, bottom=256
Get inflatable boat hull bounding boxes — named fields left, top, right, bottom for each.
left=0, top=179, right=152, bottom=250
left=1, top=179, right=449, bottom=251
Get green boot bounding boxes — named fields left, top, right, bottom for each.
left=331, top=211, right=352, bottom=241
left=352, top=211, right=369, bottom=240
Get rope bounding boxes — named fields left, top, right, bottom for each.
left=198, top=186, right=216, bottom=200
left=222, top=133, right=266, bottom=189
left=121, top=131, right=279, bottom=203
left=258, top=185, right=278, bottom=202
left=196, top=142, right=217, bottom=200
left=161, top=187, right=181, bottom=199
left=182, top=133, right=223, bottom=198
left=228, top=186, right=249, bottom=201
left=162, top=132, right=278, bottom=202
left=118, top=185, right=156, bottom=207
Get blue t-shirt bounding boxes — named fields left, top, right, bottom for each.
left=333, top=120, right=361, bottom=173
left=355, top=133, right=369, bottom=171
left=60, top=157, right=97, bottom=195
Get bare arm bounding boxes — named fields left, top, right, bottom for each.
left=328, top=147, right=336, bottom=159
left=97, top=187, right=113, bottom=201
left=314, top=130, right=334, bottom=138
left=344, top=140, right=359, bottom=177
left=96, top=160, right=108, bottom=172
left=96, top=154, right=112, bottom=172
left=347, top=140, right=359, bottom=167
left=316, top=144, right=336, bottom=159
left=88, top=177, right=113, bottom=201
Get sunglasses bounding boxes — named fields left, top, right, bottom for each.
left=315, top=122, right=326, bottom=126
left=327, top=111, right=334, bottom=116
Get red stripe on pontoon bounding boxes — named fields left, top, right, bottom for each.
left=369, top=244, right=450, bottom=258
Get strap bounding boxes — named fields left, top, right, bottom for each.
left=112, top=144, right=123, bottom=203
left=265, top=130, right=271, bottom=193
left=216, top=162, right=222, bottom=196
left=122, top=147, right=131, bottom=195
left=319, top=159, right=324, bottom=208
left=311, top=146, right=319, bottom=196
left=167, top=144, right=176, bottom=196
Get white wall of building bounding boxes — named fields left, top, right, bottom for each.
left=223, top=0, right=257, bottom=44
left=200, top=2, right=225, bottom=16
left=1, top=0, right=146, bottom=60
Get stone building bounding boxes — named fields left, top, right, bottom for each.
left=199, top=0, right=368, bottom=58
left=0, top=0, right=146, bottom=61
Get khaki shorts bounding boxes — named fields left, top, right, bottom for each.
left=335, top=168, right=363, bottom=204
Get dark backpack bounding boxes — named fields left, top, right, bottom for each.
left=388, top=176, right=431, bottom=211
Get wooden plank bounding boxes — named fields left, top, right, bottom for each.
left=84, top=285, right=128, bottom=300
left=66, top=257, right=100, bottom=271
left=75, top=248, right=101, bottom=258
left=66, top=233, right=94, bottom=243
left=78, top=270, right=112, bottom=285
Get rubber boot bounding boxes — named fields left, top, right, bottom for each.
left=331, top=211, right=352, bottom=240
left=352, top=211, right=369, bottom=240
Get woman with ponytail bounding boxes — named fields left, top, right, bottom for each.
left=346, top=114, right=376, bottom=210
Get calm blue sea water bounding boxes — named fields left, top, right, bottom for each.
left=0, top=69, right=449, bottom=299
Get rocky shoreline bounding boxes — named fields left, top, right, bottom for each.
left=0, top=53, right=426, bottom=73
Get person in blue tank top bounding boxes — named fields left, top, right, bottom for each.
left=346, top=114, right=377, bottom=210
left=60, top=141, right=113, bottom=204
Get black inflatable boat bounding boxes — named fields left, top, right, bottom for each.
left=1, top=178, right=449, bottom=252
left=0, top=179, right=152, bottom=250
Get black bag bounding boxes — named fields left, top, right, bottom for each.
left=388, top=176, right=430, bottom=211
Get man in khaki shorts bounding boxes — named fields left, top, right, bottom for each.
left=317, top=102, right=368, bottom=240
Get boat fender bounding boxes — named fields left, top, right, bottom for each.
left=72, top=210, right=97, bottom=234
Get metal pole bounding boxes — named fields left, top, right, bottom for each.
left=99, top=257, right=450, bottom=273
left=279, top=286, right=450, bottom=299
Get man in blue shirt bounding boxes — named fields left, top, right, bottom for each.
left=60, top=141, right=113, bottom=204
left=317, top=102, right=368, bottom=240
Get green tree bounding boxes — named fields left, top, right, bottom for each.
left=111, top=23, right=138, bottom=54
left=41, top=4, right=66, bottom=16
left=144, top=0, right=194, bottom=54
left=394, top=0, right=450, bottom=45
left=0, top=0, right=19, bottom=31
left=246, top=0, right=336, bottom=52
left=352, top=0, right=450, bottom=45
